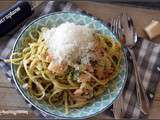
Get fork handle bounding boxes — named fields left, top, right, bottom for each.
left=128, top=48, right=150, bottom=115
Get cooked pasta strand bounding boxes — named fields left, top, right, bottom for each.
left=6, top=30, right=122, bottom=114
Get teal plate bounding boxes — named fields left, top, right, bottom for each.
left=11, top=12, right=128, bottom=119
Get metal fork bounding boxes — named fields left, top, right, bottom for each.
left=110, top=16, right=125, bottom=119
left=110, top=14, right=150, bottom=118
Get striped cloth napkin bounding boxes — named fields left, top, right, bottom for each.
left=0, top=1, right=160, bottom=119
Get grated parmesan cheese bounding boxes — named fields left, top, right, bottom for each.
left=43, top=22, right=96, bottom=64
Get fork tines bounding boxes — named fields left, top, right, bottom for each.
left=110, top=15, right=122, bottom=40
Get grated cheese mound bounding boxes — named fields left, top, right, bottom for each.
left=43, top=22, right=96, bottom=64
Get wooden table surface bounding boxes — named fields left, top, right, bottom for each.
left=0, top=1, right=160, bottom=119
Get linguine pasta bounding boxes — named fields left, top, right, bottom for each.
left=6, top=27, right=122, bottom=114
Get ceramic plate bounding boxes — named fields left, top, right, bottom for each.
left=11, top=12, right=128, bottom=119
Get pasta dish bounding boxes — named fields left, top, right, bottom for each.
left=7, top=22, right=122, bottom=114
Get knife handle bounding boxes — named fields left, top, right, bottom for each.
left=0, top=1, right=33, bottom=37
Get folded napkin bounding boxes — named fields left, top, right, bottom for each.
left=0, top=1, right=160, bottom=119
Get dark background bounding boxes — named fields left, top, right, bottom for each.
left=82, top=0, right=160, bottom=10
